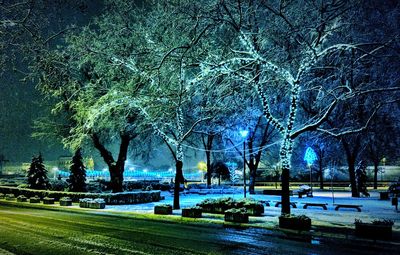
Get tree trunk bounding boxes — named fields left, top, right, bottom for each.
left=319, top=160, right=324, bottom=190
left=248, top=165, right=256, bottom=194
left=91, top=132, right=130, bottom=193
left=348, top=157, right=359, bottom=197
left=206, top=150, right=212, bottom=186
left=248, top=138, right=256, bottom=194
left=373, top=161, right=379, bottom=189
left=204, top=134, right=214, bottom=187
left=109, top=164, right=124, bottom=193
left=281, top=165, right=291, bottom=215
left=173, top=160, right=184, bottom=209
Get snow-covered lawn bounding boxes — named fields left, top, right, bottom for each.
left=106, top=190, right=399, bottom=230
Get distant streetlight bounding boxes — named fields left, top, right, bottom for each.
left=304, top=147, right=317, bottom=191
left=381, top=157, right=387, bottom=182
left=240, top=129, right=249, bottom=198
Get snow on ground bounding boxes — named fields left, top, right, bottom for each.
left=105, top=190, right=399, bottom=229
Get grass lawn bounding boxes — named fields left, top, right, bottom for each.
left=0, top=204, right=233, bottom=255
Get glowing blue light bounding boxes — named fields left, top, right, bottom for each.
left=304, top=147, right=317, bottom=166
left=239, top=130, right=249, bottom=138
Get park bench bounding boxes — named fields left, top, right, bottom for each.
left=259, top=200, right=271, bottom=207
left=334, top=204, right=362, bottom=212
left=274, top=201, right=297, bottom=208
left=302, top=202, right=328, bottom=210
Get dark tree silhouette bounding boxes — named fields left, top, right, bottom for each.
left=27, top=153, right=49, bottom=190
left=67, top=148, right=87, bottom=192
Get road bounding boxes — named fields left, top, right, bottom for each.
left=0, top=205, right=396, bottom=255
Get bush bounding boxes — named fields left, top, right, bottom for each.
left=17, top=195, right=27, bottom=202
left=79, top=198, right=106, bottom=209
left=49, top=179, right=69, bottom=191
left=0, top=185, right=161, bottom=205
left=355, top=219, right=394, bottom=239
left=60, top=197, right=72, bottom=206
left=124, top=181, right=171, bottom=191
left=154, top=204, right=173, bottom=215
left=43, top=197, right=55, bottom=204
left=224, top=208, right=249, bottom=223
left=5, top=194, right=15, bottom=200
left=197, top=197, right=264, bottom=216
left=29, top=196, right=41, bottom=203
left=182, top=206, right=202, bottom=218
left=279, top=214, right=311, bottom=230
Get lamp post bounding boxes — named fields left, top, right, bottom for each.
left=381, top=157, right=386, bottom=182
left=240, top=130, right=249, bottom=198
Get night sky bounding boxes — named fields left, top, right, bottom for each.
left=0, top=1, right=103, bottom=163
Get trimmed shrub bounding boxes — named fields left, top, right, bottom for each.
left=354, top=219, right=393, bottom=240
left=154, top=204, right=173, bottom=215
left=29, top=196, right=41, bottom=203
left=224, top=208, right=249, bottom=223
left=279, top=214, right=311, bottom=231
left=182, top=206, right=202, bottom=218
left=0, top=186, right=161, bottom=205
left=43, top=197, right=55, bottom=204
left=49, top=179, right=68, bottom=191
left=17, top=195, right=27, bottom=202
left=79, top=198, right=106, bottom=209
left=5, top=194, right=15, bottom=201
left=0, top=193, right=4, bottom=199
left=197, top=197, right=264, bottom=216
left=59, top=197, right=72, bottom=206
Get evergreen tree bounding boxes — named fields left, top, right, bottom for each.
left=67, top=148, right=87, bottom=192
left=27, top=153, right=49, bottom=190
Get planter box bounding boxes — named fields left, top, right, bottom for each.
left=43, top=198, right=55, bottom=204
left=182, top=208, right=202, bottom=218
left=154, top=205, right=173, bottom=215
left=224, top=212, right=249, bottom=223
left=17, top=196, right=27, bottom=202
left=244, top=205, right=264, bottom=216
left=88, top=201, right=106, bottom=209
left=355, top=223, right=392, bottom=240
left=379, top=192, right=390, bottom=200
left=279, top=216, right=311, bottom=231
left=29, top=197, right=41, bottom=203
left=60, top=200, right=72, bottom=206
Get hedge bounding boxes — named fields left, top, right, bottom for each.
left=0, top=186, right=161, bottom=205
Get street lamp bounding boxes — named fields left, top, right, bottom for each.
left=240, top=129, right=249, bottom=198
left=304, top=147, right=317, bottom=191
left=381, top=157, right=386, bottom=182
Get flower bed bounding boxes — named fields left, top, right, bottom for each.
left=279, top=214, right=311, bottom=231
left=79, top=198, right=106, bottom=209
left=182, top=206, right=202, bottom=218
left=197, top=197, right=264, bottom=216
left=59, top=197, right=72, bottom=206
left=16, top=195, right=27, bottom=202
left=0, top=185, right=161, bottom=205
left=154, top=204, right=173, bottom=215
left=224, top=208, right=249, bottom=223
left=354, top=219, right=393, bottom=240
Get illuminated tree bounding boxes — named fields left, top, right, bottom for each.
left=192, top=0, right=400, bottom=214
